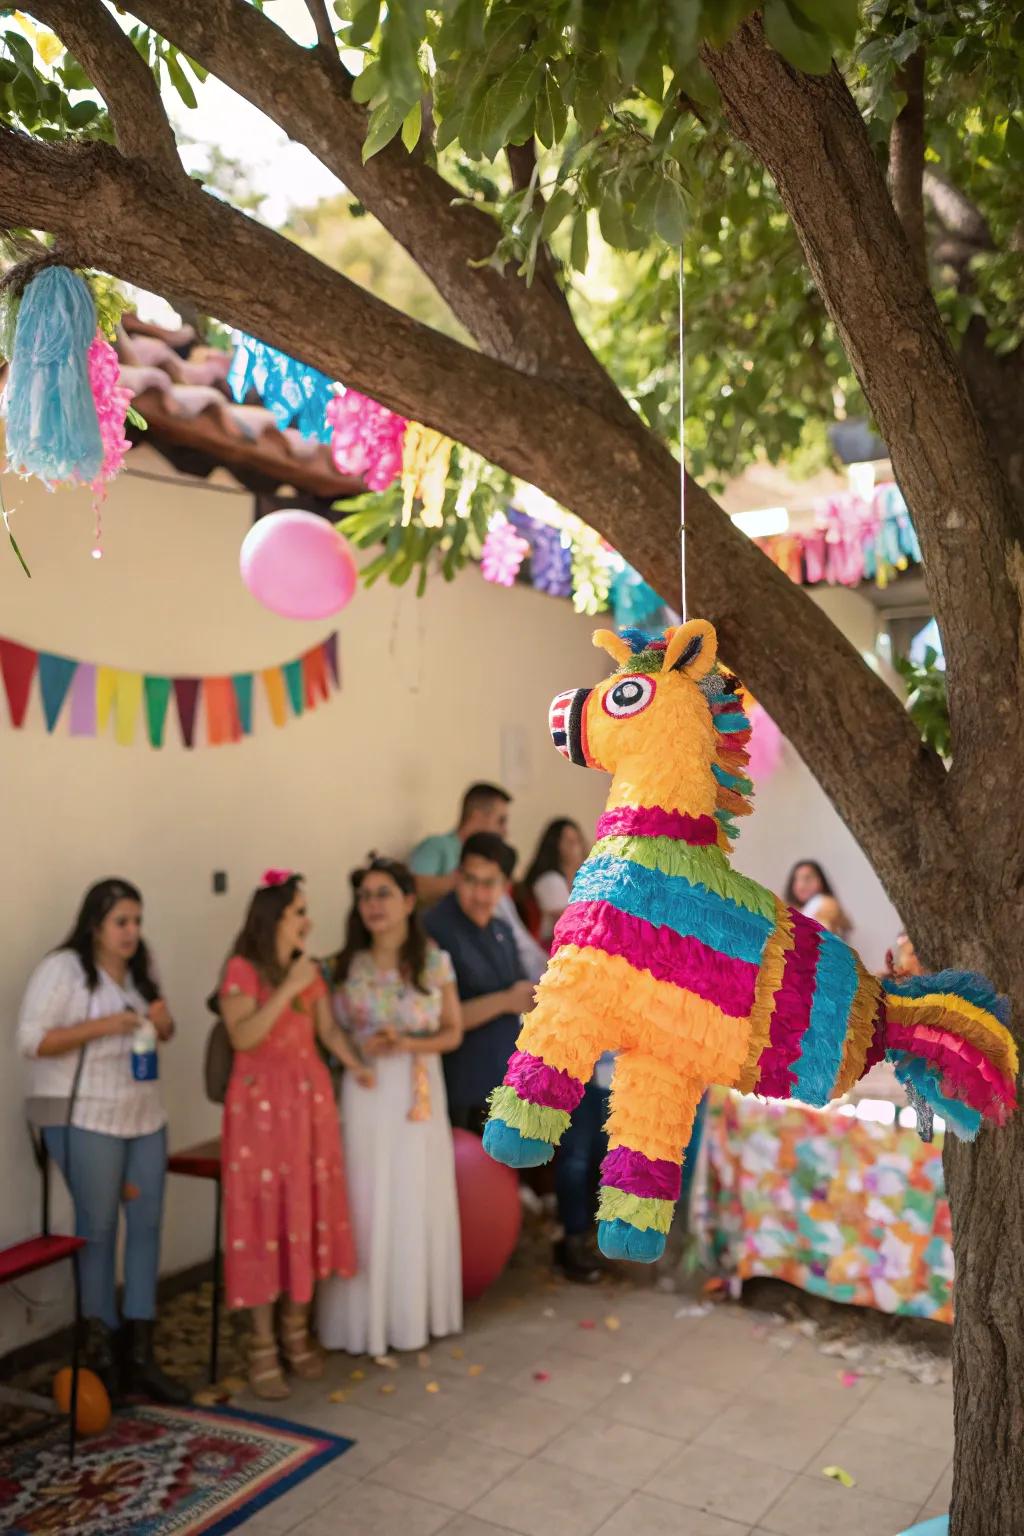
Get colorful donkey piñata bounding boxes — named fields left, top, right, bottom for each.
left=483, top=621, right=1017, bottom=1263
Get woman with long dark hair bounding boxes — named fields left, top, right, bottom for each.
left=317, top=857, right=463, bottom=1360
left=17, top=878, right=187, bottom=1403
left=521, top=818, right=587, bottom=945
left=218, top=870, right=368, bottom=1399
left=784, top=859, right=852, bottom=939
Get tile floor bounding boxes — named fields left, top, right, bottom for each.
left=238, top=1279, right=950, bottom=1536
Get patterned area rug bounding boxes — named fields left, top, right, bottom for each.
left=0, top=1404, right=352, bottom=1535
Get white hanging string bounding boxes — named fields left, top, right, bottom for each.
left=677, top=246, right=688, bottom=623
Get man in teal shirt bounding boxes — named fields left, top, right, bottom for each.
left=409, top=782, right=548, bottom=982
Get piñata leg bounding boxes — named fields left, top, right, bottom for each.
left=596, top=1051, right=705, bottom=1263
left=483, top=955, right=611, bottom=1170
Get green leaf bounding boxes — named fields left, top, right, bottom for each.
left=763, top=0, right=834, bottom=76
left=540, top=186, right=574, bottom=240
left=347, top=0, right=381, bottom=48
left=401, top=99, right=422, bottom=151
left=654, top=176, right=688, bottom=245
left=598, top=191, right=630, bottom=249
left=535, top=64, right=568, bottom=148
left=569, top=208, right=590, bottom=272
left=788, top=0, right=859, bottom=48
left=6, top=525, right=30, bottom=578
left=379, top=0, right=426, bottom=105
left=479, top=52, right=543, bottom=160
left=64, top=98, right=100, bottom=129
left=351, top=59, right=381, bottom=103
left=573, top=56, right=605, bottom=137
left=164, top=50, right=198, bottom=109
left=362, top=98, right=406, bottom=161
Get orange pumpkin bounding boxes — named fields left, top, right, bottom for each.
left=53, top=1366, right=111, bottom=1435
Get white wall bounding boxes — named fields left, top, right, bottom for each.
left=0, top=457, right=900, bottom=1352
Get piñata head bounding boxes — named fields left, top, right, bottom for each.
left=548, top=620, right=754, bottom=849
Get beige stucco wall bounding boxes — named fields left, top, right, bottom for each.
left=0, top=453, right=897, bottom=1353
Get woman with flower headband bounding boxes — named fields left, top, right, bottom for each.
left=217, top=869, right=371, bottom=1399
left=317, top=856, right=463, bottom=1361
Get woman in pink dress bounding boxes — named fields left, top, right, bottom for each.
left=218, top=869, right=371, bottom=1399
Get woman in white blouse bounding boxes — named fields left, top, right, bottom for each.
left=521, top=818, right=587, bottom=946
left=18, top=879, right=188, bottom=1404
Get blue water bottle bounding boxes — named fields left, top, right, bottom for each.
left=131, top=1019, right=159, bottom=1082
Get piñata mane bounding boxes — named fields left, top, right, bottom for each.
left=616, top=627, right=754, bottom=850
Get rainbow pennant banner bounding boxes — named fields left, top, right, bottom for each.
left=0, top=632, right=339, bottom=748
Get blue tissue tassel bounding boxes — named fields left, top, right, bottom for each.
left=5, top=267, right=103, bottom=485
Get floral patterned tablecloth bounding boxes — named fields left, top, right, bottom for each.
left=700, top=1088, right=953, bottom=1322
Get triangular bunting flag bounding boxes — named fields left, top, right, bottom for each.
left=37, top=652, right=77, bottom=732
left=262, top=667, right=288, bottom=728
left=206, top=677, right=241, bottom=746
left=174, top=677, right=200, bottom=748
left=232, top=673, right=254, bottom=735
left=303, top=645, right=330, bottom=708
left=282, top=657, right=304, bottom=717
left=69, top=662, right=97, bottom=737
left=323, top=632, right=339, bottom=687
left=0, top=637, right=38, bottom=727
left=114, top=672, right=143, bottom=747
left=96, top=666, right=117, bottom=734
left=144, top=676, right=172, bottom=748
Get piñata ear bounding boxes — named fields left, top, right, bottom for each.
left=593, top=630, right=633, bottom=667
left=664, top=620, right=717, bottom=679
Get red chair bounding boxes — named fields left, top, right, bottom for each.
left=0, top=1230, right=85, bottom=1458
left=166, top=1139, right=222, bottom=1383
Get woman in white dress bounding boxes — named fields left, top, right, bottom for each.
left=317, top=857, right=463, bottom=1359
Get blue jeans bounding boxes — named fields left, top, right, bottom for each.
left=43, top=1125, right=167, bottom=1329
left=556, top=1082, right=610, bottom=1237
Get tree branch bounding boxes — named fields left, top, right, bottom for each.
left=29, top=0, right=180, bottom=176
left=889, top=48, right=927, bottom=284
left=121, top=0, right=603, bottom=388
left=922, top=169, right=993, bottom=250
left=0, top=122, right=958, bottom=949
left=304, top=0, right=339, bottom=56
left=703, top=18, right=1024, bottom=859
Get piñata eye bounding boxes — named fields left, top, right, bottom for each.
left=602, top=675, right=655, bottom=719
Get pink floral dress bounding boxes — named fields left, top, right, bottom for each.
left=220, top=956, right=356, bottom=1310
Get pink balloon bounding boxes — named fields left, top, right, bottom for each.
left=239, top=511, right=357, bottom=620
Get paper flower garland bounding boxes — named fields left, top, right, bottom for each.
left=481, top=515, right=530, bottom=586
left=327, top=389, right=407, bottom=490
left=87, top=335, right=134, bottom=494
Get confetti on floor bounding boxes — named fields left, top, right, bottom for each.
left=373, top=1355, right=399, bottom=1370
left=840, top=1370, right=862, bottom=1388
left=425, top=1381, right=441, bottom=1393
left=192, top=1389, right=222, bottom=1406
left=822, top=1466, right=856, bottom=1488
left=221, top=1377, right=247, bottom=1395
left=378, top=1383, right=396, bottom=1396
left=450, top=1347, right=465, bottom=1359
left=467, top=1364, right=485, bottom=1377
left=618, top=1371, right=633, bottom=1385
left=533, top=1370, right=550, bottom=1383
left=542, top=1308, right=556, bottom=1319
left=579, top=1319, right=596, bottom=1330
left=604, top=1316, right=621, bottom=1331
left=350, top=1369, right=366, bottom=1381
left=328, top=1389, right=348, bottom=1403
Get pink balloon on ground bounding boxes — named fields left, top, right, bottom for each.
left=239, top=511, right=357, bottom=619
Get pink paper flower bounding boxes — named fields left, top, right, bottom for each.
left=260, top=868, right=294, bottom=889
left=86, top=334, right=134, bottom=494
left=327, top=390, right=407, bottom=492
left=481, top=517, right=530, bottom=587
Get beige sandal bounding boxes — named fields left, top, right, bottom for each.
left=248, top=1336, right=290, bottom=1400
left=280, top=1308, right=325, bottom=1381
